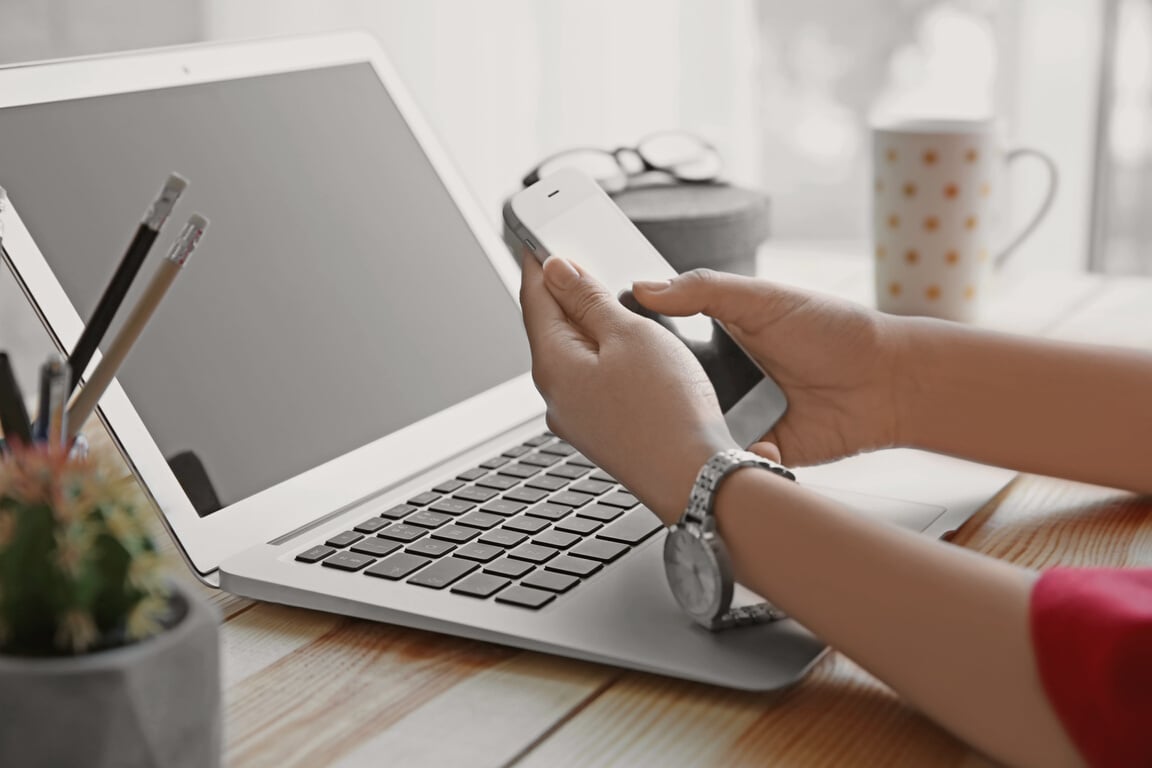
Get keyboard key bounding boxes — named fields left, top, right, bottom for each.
left=326, top=531, right=364, bottom=548
left=480, top=499, right=527, bottom=517
left=454, top=485, right=499, bottom=503
left=380, top=503, right=417, bottom=520
left=523, top=434, right=554, bottom=447
left=408, top=557, right=478, bottom=589
left=598, top=507, right=663, bottom=545
left=498, top=463, right=540, bottom=479
left=365, top=552, right=430, bottom=580
left=496, top=585, right=556, bottom=609
left=451, top=572, right=511, bottom=598
left=476, top=474, right=520, bottom=491
left=353, top=517, right=391, bottom=534
left=379, top=523, right=427, bottom=542
left=523, top=570, right=580, bottom=593
left=547, top=464, right=590, bottom=480
left=502, top=444, right=532, bottom=458
left=480, top=455, right=511, bottom=470
left=504, top=487, right=549, bottom=504
left=503, top=516, right=549, bottom=534
left=590, top=470, right=617, bottom=483
left=457, top=467, right=488, bottom=481
left=479, top=529, right=528, bottom=548
left=570, top=539, right=629, bottom=563
left=533, top=530, right=581, bottom=550
left=350, top=538, right=402, bottom=558
left=483, top=557, right=535, bottom=579
left=295, top=545, right=335, bottom=563
left=549, top=491, right=592, bottom=508
left=408, top=491, right=442, bottom=506
left=429, top=498, right=476, bottom=516
left=406, top=538, right=457, bottom=558
left=600, top=491, right=639, bottom=509
left=406, top=510, right=453, bottom=529
left=520, top=452, right=562, bottom=468
left=454, top=542, right=504, bottom=563
left=570, top=479, right=614, bottom=496
left=578, top=504, right=624, bottom=523
left=525, top=502, right=571, bottom=521
left=567, top=453, right=595, bottom=468
left=526, top=475, right=568, bottom=492
left=431, top=525, right=480, bottom=543
left=546, top=555, right=603, bottom=578
left=539, top=441, right=577, bottom=456
left=508, top=543, right=558, bottom=564
left=555, top=516, right=603, bottom=536
left=457, top=511, right=504, bottom=530
left=433, top=479, right=466, bottom=494
left=322, top=551, right=376, bottom=572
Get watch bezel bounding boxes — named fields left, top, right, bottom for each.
left=663, top=522, right=735, bottom=627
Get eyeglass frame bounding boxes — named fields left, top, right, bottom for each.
left=521, top=132, right=724, bottom=189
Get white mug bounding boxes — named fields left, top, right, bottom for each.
left=871, top=119, right=1058, bottom=322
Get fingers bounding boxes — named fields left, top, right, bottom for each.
left=541, top=256, right=629, bottom=341
left=520, top=252, right=576, bottom=355
left=633, top=268, right=773, bottom=328
left=747, top=440, right=782, bottom=463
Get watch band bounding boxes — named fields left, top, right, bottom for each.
left=684, top=448, right=796, bottom=527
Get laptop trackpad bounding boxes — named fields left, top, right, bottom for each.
left=806, top=485, right=945, bottom=532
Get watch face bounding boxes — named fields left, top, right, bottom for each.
left=664, top=526, right=725, bottom=621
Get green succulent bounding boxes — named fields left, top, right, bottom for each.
left=0, top=445, right=169, bottom=656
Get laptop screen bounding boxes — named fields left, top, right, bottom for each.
left=0, top=62, right=531, bottom=512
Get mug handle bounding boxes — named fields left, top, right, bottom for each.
left=994, top=148, right=1059, bottom=268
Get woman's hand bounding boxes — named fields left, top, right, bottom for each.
left=520, top=255, right=738, bottom=524
left=634, top=270, right=907, bottom=467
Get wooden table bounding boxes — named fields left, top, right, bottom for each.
left=161, top=249, right=1152, bottom=767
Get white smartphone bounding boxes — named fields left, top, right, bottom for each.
left=506, top=168, right=787, bottom=447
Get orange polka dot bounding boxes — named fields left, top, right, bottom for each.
left=965, top=149, right=979, bottom=163
left=903, top=182, right=917, bottom=198
left=888, top=214, right=900, bottom=229
left=964, top=285, right=977, bottom=300
left=944, top=183, right=959, bottom=199
left=926, top=284, right=941, bottom=300
left=978, top=248, right=989, bottom=263
left=980, top=182, right=991, bottom=197
left=905, top=249, right=920, bottom=265
left=945, top=250, right=960, bottom=265
left=965, top=215, right=978, bottom=230
left=924, top=216, right=940, bottom=232
left=889, top=281, right=902, bottom=297
left=923, top=150, right=938, bottom=165
left=876, top=245, right=887, bottom=260
left=886, top=148, right=898, bottom=163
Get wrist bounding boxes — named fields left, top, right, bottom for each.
left=657, top=430, right=739, bottom=526
left=882, top=314, right=926, bottom=449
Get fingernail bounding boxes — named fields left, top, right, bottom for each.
left=635, top=279, right=672, bottom=293
left=544, top=257, right=580, bottom=289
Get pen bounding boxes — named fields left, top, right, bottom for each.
left=66, top=173, right=187, bottom=394
left=0, top=352, right=33, bottom=447
left=67, top=214, right=208, bottom=437
left=33, top=355, right=70, bottom=448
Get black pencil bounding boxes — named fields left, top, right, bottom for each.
left=0, top=352, right=33, bottom=446
left=65, top=173, right=187, bottom=394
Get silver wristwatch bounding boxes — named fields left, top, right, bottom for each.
left=663, top=448, right=795, bottom=630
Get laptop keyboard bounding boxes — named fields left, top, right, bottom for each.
left=292, top=432, right=663, bottom=609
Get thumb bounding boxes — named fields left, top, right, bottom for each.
left=747, top=440, right=782, bottom=463
left=542, top=256, right=628, bottom=340
left=633, top=268, right=768, bottom=328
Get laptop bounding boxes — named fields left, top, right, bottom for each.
left=0, top=33, right=1014, bottom=691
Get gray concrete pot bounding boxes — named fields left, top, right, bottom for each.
left=0, top=585, right=221, bottom=768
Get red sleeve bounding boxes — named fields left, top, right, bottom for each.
left=1030, top=567, right=1152, bottom=767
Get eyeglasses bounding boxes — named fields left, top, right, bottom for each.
left=522, top=131, right=723, bottom=193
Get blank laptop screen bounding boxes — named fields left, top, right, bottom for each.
left=0, top=62, right=531, bottom=511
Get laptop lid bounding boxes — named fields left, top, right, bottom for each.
left=0, top=33, right=537, bottom=579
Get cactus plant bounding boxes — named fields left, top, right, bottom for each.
left=0, top=444, right=170, bottom=656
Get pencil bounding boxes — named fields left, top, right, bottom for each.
left=0, top=352, right=33, bottom=446
left=67, top=215, right=208, bottom=437
left=33, top=355, right=70, bottom=449
left=66, top=173, right=187, bottom=394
